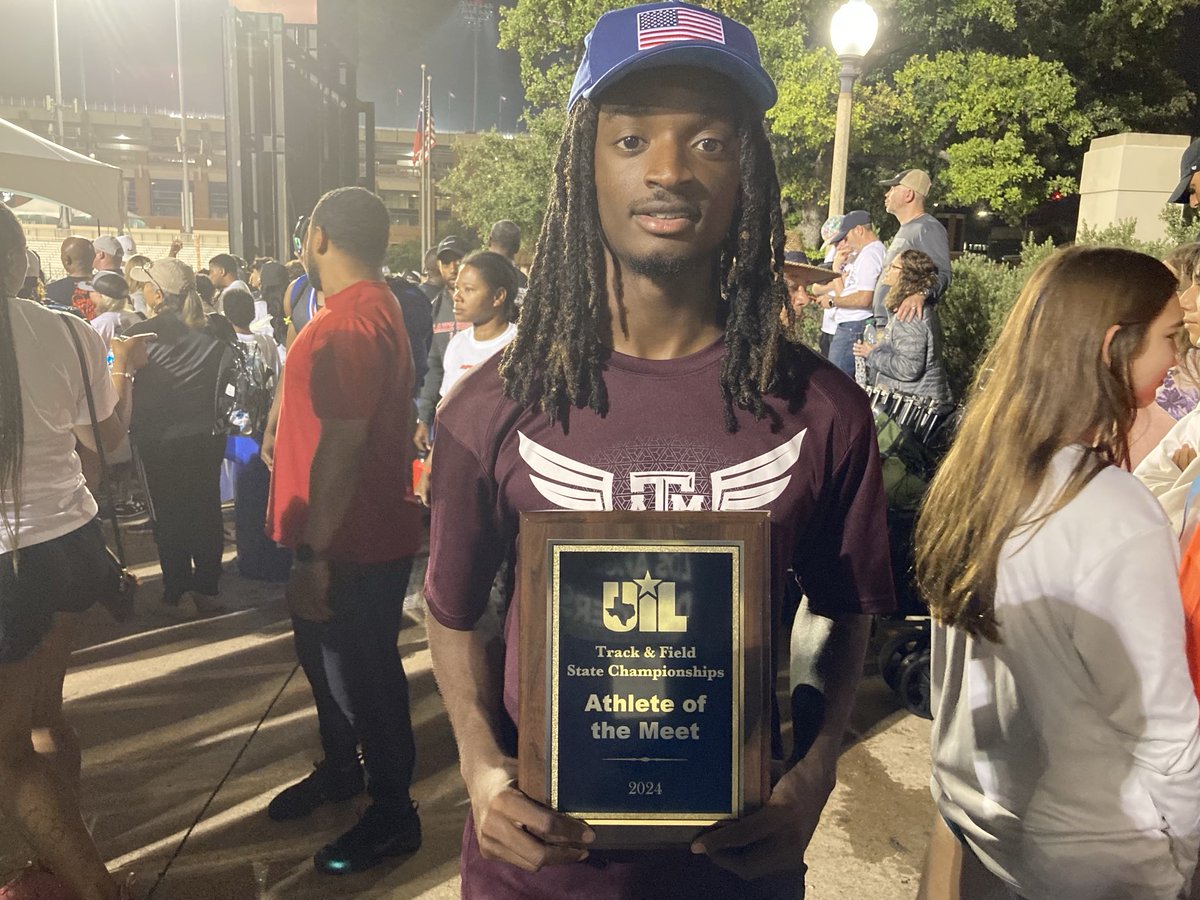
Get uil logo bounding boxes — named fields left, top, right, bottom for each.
left=602, top=571, right=688, bottom=633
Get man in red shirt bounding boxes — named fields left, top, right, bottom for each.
left=266, top=185, right=423, bottom=874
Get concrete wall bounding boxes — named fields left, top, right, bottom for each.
left=1077, top=132, right=1193, bottom=241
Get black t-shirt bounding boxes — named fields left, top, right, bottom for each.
left=123, top=311, right=228, bottom=444
left=44, top=275, right=87, bottom=307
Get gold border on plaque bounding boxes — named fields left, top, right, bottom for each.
left=546, top=541, right=744, bottom=827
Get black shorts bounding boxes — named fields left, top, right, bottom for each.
left=0, top=519, right=111, bottom=663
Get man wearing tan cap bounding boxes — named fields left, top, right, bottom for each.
left=874, top=169, right=951, bottom=324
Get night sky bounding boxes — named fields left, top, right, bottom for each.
left=0, top=0, right=524, bottom=132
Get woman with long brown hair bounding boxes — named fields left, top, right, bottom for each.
left=915, top=246, right=1200, bottom=898
left=0, top=206, right=149, bottom=898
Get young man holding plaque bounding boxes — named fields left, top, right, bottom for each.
left=424, top=3, right=895, bottom=897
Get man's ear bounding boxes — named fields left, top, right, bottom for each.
left=309, top=223, right=330, bottom=255
left=1101, top=323, right=1121, bottom=366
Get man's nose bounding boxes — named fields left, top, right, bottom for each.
left=643, top=139, right=694, bottom=190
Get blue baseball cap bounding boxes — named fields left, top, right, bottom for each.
left=568, top=2, right=777, bottom=113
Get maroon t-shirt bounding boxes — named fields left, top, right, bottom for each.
left=425, top=338, right=894, bottom=898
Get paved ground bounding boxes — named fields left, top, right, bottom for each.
left=0, top=517, right=934, bottom=899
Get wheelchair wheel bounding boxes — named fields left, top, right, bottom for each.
left=898, top=649, right=932, bottom=720
left=878, top=629, right=928, bottom=690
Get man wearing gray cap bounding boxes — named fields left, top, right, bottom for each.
left=873, top=169, right=951, bottom=324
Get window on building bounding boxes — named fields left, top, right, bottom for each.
left=150, top=179, right=182, bottom=217
left=208, top=182, right=228, bottom=219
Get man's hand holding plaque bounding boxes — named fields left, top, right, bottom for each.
left=468, top=758, right=595, bottom=872
left=692, top=751, right=835, bottom=879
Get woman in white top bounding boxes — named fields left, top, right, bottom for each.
left=438, top=250, right=519, bottom=399
left=417, top=251, right=518, bottom=506
left=0, top=207, right=150, bottom=898
left=914, top=246, right=1200, bottom=899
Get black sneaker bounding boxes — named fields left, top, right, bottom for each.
left=313, top=802, right=421, bottom=874
left=267, top=761, right=364, bottom=822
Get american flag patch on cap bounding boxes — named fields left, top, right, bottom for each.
left=636, top=6, right=726, bottom=49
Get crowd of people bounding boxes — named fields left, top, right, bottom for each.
left=3, top=1, right=1200, bottom=898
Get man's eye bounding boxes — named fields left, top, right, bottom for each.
left=696, top=138, right=725, bottom=153
left=617, top=136, right=643, bottom=150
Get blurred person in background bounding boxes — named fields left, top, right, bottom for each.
left=17, top=248, right=44, bottom=302
left=853, top=249, right=952, bottom=410
left=123, top=259, right=229, bottom=618
left=486, top=220, right=529, bottom=292
left=91, top=236, right=123, bottom=275
left=44, top=237, right=94, bottom=307
left=124, top=254, right=152, bottom=316
left=208, top=253, right=250, bottom=309
left=86, top=272, right=140, bottom=348
left=413, top=235, right=467, bottom=454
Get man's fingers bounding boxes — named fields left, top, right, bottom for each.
left=493, top=789, right=594, bottom=847
left=477, top=789, right=592, bottom=872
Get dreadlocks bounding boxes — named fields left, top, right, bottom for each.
left=500, top=94, right=792, bottom=433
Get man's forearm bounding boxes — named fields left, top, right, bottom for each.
left=301, top=421, right=368, bottom=553
left=836, top=290, right=874, bottom=311
left=427, top=616, right=511, bottom=782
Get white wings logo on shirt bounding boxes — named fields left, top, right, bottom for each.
left=517, top=430, right=806, bottom=512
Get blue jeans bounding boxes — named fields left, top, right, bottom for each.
left=828, top=319, right=868, bottom=378
left=292, top=556, right=416, bottom=811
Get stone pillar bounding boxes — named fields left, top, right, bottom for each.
left=1077, top=132, right=1193, bottom=242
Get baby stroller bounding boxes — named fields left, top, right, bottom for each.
left=868, top=387, right=958, bottom=720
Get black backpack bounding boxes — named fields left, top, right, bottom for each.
left=213, top=330, right=277, bottom=439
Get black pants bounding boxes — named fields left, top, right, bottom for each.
left=233, top=454, right=291, bottom=581
left=292, top=557, right=416, bottom=811
left=137, top=434, right=226, bottom=603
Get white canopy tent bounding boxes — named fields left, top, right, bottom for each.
left=0, top=117, right=124, bottom=227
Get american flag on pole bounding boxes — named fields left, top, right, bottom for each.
left=412, top=102, right=437, bottom=169
left=636, top=6, right=726, bottom=49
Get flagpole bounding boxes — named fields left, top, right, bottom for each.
left=425, top=72, right=434, bottom=251
left=418, top=64, right=428, bottom=261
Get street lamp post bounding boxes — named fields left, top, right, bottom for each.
left=828, top=0, right=878, bottom=219
left=498, top=95, right=506, bottom=131
left=459, top=0, right=495, bottom=133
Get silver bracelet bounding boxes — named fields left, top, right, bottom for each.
left=110, top=370, right=135, bottom=380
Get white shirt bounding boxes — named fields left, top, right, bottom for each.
left=439, top=322, right=517, bottom=400
left=2, top=298, right=119, bottom=553
left=931, top=446, right=1200, bottom=898
left=834, top=239, right=884, bottom=325
left=89, top=309, right=140, bottom=347
left=1134, top=406, right=1200, bottom=534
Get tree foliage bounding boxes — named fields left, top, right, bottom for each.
left=445, top=0, right=1197, bottom=240
left=439, top=109, right=562, bottom=244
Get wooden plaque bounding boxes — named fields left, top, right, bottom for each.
left=517, top=511, right=771, bottom=849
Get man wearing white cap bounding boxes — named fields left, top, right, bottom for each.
left=873, top=169, right=951, bottom=324
left=92, top=235, right=124, bottom=274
